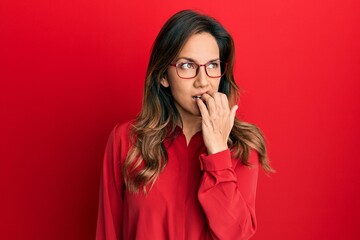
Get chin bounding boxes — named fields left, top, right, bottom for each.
left=192, top=112, right=201, bottom=117
left=191, top=108, right=202, bottom=117
left=183, top=108, right=202, bottom=118
left=175, top=102, right=202, bottom=118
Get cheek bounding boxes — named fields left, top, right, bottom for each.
left=212, top=79, right=222, bottom=91
left=171, top=90, right=189, bottom=104
left=170, top=82, right=191, bottom=98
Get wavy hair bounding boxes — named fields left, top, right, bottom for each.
left=124, top=10, right=275, bottom=193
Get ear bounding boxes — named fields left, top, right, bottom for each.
left=160, top=76, right=170, bottom=88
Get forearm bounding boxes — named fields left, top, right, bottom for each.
left=198, top=149, right=259, bottom=240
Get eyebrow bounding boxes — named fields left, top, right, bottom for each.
left=175, top=57, right=220, bottom=63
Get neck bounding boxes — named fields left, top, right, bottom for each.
left=177, top=114, right=202, bottom=145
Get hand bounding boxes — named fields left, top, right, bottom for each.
left=196, top=92, right=238, bottom=155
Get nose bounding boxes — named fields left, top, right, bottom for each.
left=194, top=65, right=210, bottom=88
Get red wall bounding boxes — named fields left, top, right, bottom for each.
left=1, top=0, right=359, bottom=239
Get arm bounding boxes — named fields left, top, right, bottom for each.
left=196, top=92, right=259, bottom=239
left=198, top=149, right=259, bottom=240
left=96, top=126, right=124, bottom=240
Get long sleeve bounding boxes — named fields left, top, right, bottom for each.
left=96, top=126, right=124, bottom=240
left=198, top=149, right=259, bottom=240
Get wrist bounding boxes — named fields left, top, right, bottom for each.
left=207, top=145, right=228, bottom=155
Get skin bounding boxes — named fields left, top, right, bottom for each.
left=160, top=32, right=238, bottom=155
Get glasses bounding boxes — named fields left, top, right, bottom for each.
left=169, top=60, right=227, bottom=79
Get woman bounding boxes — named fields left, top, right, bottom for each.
left=96, top=10, right=274, bottom=240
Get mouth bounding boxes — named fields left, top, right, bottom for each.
left=192, top=96, right=202, bottom=99
left=192, top=95, right=207, bottom=106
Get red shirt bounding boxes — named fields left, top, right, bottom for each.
left=96, top=121, right=259, bottom=240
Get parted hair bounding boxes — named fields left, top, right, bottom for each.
left=124, top=10, right=275, bottom=193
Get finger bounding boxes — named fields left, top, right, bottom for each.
left=229, top=105, right=238, bottom=127
left=219, top=93, right=230, bottom=111
left=212, top=92, right=224, bottom=112
left=196, top=97, right=210, bottom=120
left=201, top=93, right=216, bottom=116
left=211, top=92, right=221, bottom=105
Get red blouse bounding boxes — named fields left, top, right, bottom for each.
left=96, top=121, right=259, bottom=240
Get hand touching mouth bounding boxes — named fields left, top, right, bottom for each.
left=192, top=92, right=209, bottom=100
left=192, top=95, right=207, bottom=106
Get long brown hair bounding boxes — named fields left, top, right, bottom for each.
left=124, top=10, right=275, bottom=193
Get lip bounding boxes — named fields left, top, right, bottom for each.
left=192, top=96, right=202, bottom=99
left=192, top=92, right=208, bottom=99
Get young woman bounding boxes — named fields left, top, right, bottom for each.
left=96, top=10, right=274, bottom=240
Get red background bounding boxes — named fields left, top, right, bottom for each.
left=1, top=0, right=359, bottom=239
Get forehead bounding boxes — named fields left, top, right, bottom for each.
left=177, top=33, right=219, bottom=62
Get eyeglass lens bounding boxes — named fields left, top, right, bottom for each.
left=176, top=61, right=225, bottom=78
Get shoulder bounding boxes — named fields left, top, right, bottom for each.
left=247, top=149, right=260, bottom=167
left=232, top=148, right=260, bottom=169
left=107, top=119, right=135, bottom=152
left=112, top=119, right=134, bottom=139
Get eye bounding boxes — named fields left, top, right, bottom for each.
left=179, top=62, right=196, bottom=70
left=207, top=62, right=219, bottom=69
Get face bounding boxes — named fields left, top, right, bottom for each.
left=160, top=32, right=221, bottom=119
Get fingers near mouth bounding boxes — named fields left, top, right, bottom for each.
left=192, top=96, right=207, bottom=108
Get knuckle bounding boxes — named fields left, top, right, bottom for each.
left=207, top=97, right=215, bottom=103
left=210, top=115, right=217, bottom=120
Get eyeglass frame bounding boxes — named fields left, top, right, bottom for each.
left=169, top=60, right=228, bottom=79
